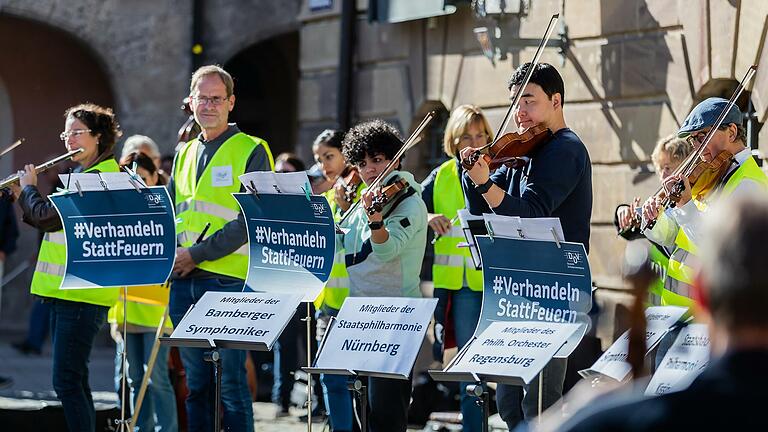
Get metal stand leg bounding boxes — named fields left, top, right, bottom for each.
left=302, top=303, right=313, bottom=432
left=348, top=378, right=367, bottom=432
left=116, top=286, right=130, bottom=432
left=204, top=349, right=222, bottom=432
left=467, top=383, right=489, bottom=432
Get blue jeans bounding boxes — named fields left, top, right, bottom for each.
left=50, top=299, right=108, bottom=432
left=496, top=357, right=567, bottom=430
left=450, top=288, right=484, bottom=432
left=169, top=277, right=253, bottom=432
left=26, top=298, right=51, bottom=350
left=115, top=333, right=178, bottom=432
left=317, top=307, right=354, bottom=431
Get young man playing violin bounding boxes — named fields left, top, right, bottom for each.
left=641, top=98, right=768, bottom=364
left=460, top=62, right=592, bottom=429
left=338, top=119, right=428, bottom=432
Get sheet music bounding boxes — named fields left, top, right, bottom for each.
left=483, top=214, right=564, bottom=243
left=239, top=171, right=311, bottom=195
left=58, top=172, right=140, bottom=191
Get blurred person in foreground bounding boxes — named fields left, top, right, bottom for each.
left=558, top=193, right=768, bottom=431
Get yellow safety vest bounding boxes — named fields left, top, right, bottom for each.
left=314, top=183, right=364, bottom=310
left=174, top=132, right=274, bottom=280
left=31, top=159, right=121, bottom=306
left=432, top=160, right=483, bottom=291
left=108, top=283, right=173, bottom=330
left=662, top=156, right=768, bottom=308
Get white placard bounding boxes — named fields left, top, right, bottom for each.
left=645, top=323, right=710, bottom=396
left=446, top=321, right=580, bottom=384
left=312, top=297, right=437, bottom=379
left=582, top=306, right=687, bottom=381
left=169, top=291, right=303, bottom=350
left=239, top=171, right=310, bottom=195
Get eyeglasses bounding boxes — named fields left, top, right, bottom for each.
left=191, top=95, right=229, bottom=106
left=686, top=126, right=728, bottom=146
left=59, top=129, right=91, bottom=141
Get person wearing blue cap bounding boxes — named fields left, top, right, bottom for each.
left=641, top=97, right=768, bottom=362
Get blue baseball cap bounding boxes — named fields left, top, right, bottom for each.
left=677, top=97, right=743, bottom=138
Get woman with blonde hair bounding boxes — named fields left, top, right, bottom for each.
left=421, top=104, right=493, bottom=432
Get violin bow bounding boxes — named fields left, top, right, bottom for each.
left=678, top=65, right=757, bottom=178
left=641, top=65, right=757, bottom=230
left=476, top=13, right=560, bottom=154
left=338, top=111, right=435, bottom=225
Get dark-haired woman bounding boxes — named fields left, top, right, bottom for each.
left=311, top=129, right=363, bottom=431
left=338, top=120, right=427, bottom=432
left=12, top=103, right=122, bottom=432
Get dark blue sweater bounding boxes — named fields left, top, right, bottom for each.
left=461, top=128, right=592, bottom=252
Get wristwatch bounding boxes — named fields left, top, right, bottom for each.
left=368, top=220, right=384, bottom=231
left=474, top=178, right=494, bottom=194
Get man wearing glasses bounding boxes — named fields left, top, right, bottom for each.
left=642, top=97, right=768, bottom=362
left=169, top=65, right=274, bottom=432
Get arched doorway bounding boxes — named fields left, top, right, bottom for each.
left=225, top=32, right=299, bottom=159
left=0, top=13, right=115, bottom=330
left=0, top=14, right=115, bottom=172
left=0, top=77, right=13, bottom=176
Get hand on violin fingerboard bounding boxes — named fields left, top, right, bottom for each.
left=459, top=147, right=490, bottom=186
left=334, top=183, right=351, bottom=211
left=362, top=188, right=383, bottom=222
left=663, top=174, right=692, bottom=206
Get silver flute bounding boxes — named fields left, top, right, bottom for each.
left=0, top=148, right=83, bottom=189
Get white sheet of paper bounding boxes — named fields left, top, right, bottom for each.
left=239, top=171, right=310, bottom=195
left=58, top=172, right=141, bottom=192
left=483, top=214, right=565, bottom=243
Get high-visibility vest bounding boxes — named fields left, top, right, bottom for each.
left=314, top=183, right=364, bottom=310
left=432, top=160, right=483, bottom=291
left=647, top=244, right=669, bottom=306
left=174, top=132, right=274, bottom=280
left=31, top=159, right=121, bottom=306
left=108, top=283, right=173, bottom=330
left=662, top=156, right=768, bottom=308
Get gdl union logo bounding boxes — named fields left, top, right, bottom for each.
left=563, top=250, right=583, bottom=267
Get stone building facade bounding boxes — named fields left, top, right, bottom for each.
left=1, top=0, right=767, bottom=343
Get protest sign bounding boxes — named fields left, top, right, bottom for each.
left=235, top=193, right=335, bottom=301
left=50, top=187, right=175, bottom=289
left=477, top=236, right=592, bottom=357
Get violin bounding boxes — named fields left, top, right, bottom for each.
left=461, top=124, right=552, bottom=171
left=642, top=65, right=756, bottom=230
left=667, top=150, right=733, bottom=205
left=339, top=111, right=436, bottom=225
left=460, top=14, right=560, bottom=171
left=336, top=167, right=362, bottom=203
left=365, top=178, right=409, bottom=215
